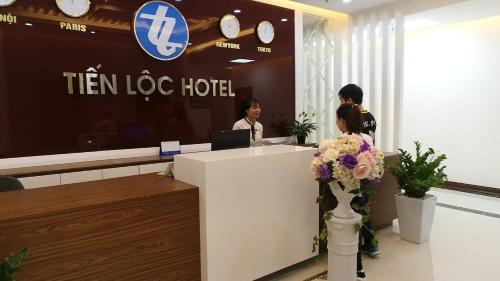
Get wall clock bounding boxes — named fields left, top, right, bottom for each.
left=256, top=21, right=274, bottom=44
left=220, top=14, right=240, bottom=39
left=0, top=0, right=16, bottom=7
left=56, top=0, right=91, bottom=18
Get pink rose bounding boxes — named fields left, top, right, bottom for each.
left=370, top=147, right=379, bottom=156
left=353, top=159, right=372, bottom=179
left=351, top=134, right=363, bottom=144
left=357, top=151, right=376, bottom=165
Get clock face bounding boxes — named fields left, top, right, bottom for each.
left=56, top=0, right=90, bottom=18
left=257, top=21, right=275, bottom=44
left=0, top=0, right=16, bottom=7
left=220, top=14, right=240, bottom=39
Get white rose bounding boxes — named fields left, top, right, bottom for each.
left=310, top=157, right=323, bottom=177
left=319, top=140, right=335, bottom=153
left=322, top=149, right=339, bottom=163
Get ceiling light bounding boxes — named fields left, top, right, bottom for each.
left=25, top=23, right=33, bottom=26
left=90, top=31, right=96, bottom=34
left=234, top=9, right=241, bottom=13
left=230, top=59, right=255, bottom=64
left=343, top=0, right=352, bottom=3
left=281, top=18, right=288, bottom=22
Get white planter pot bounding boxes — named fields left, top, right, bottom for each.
left=395, top=193, right=437, bottom=243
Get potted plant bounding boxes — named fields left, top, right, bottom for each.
left=288, top=112, right=318, bottom=144
left=0, top=247, right=30, bottom=281
left=387, top=141, right=447, bottom=243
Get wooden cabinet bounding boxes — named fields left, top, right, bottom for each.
left=0, top=174, right=200, bottom=281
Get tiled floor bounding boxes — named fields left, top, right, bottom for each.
left=259, top=188, right=500, bottom=281
left=429, top=187, right=500, bottom=215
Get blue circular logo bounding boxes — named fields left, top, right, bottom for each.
left=133, top=1, right=189, bottom=61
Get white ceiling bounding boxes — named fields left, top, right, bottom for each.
left=294, top=0, right=500, bottom=29
left=292, top=0, right=399, bottom=14
left=406, top=0, right=500, bottom=30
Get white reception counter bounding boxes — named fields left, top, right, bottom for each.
left=174, top=145, right=319, bottom=281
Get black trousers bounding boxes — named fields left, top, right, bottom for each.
left=351, top=193, right=374, bottom=271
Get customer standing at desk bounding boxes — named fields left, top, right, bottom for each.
left=233, top=97, right=263, bottom=146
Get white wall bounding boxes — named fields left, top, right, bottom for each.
left=402, top=15, right=500, bottom=188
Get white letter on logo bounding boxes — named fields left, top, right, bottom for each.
left=140, top=6, right=183, bottom=57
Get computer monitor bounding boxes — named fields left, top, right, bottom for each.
left=211, top=129, right=250, bottom=151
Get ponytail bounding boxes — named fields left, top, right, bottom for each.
left=336, top=103, right=362, bottom=134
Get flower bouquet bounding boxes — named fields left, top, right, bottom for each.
left=311, top=134, right=384, bottom=218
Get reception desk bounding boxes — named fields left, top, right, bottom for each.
left=174, top=145, right=318, bottom=281
left=0, top=174, right=200, bottom=281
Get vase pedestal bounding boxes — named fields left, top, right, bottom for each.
left=326, top=213, right=361, bottom=281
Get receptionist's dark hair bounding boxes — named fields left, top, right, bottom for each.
left=239, top=97, right=260, bottom=119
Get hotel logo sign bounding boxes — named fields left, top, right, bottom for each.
left=133, top=1, right=189, bottom=61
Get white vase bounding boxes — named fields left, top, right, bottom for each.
left=395, top=193, right=437, bottom=243
left=329, top=181, right=356, bottom=219
left=326, top=181, right=361, bottom=281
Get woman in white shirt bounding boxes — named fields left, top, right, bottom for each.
left=233, top=97, right=263, bottom=146
left=335, top=103, right=374, bottom=280
left=336, top=103, right=373, bottom=145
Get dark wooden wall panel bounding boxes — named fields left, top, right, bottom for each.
left=0, top=0, right=295, bottom=158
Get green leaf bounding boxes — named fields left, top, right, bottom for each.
left=323, top=211, right=333, bottom=221
left=362, top=215, right=370, bottom=223
left=0, top=247, right=30, bottom=281
left=312, top=236, right=319, bottom=252
left=354, top=223, right=361, bottom=232
left=362, top=205, right=371, bottom=213
left=349, top=189, right=361, bottom=195
left=319, top=226, right=328, bottom=241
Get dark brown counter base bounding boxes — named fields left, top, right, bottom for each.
left=0, top=174, right=200, bottom=281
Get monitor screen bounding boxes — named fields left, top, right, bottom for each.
left=211, top=129, right=250, bottom=151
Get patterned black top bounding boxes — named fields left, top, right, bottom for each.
left=361, top=110, right=377, bottom=145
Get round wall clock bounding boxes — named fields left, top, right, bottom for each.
left=56, top=0, right=91, bottom=18
left=220, top=14, right=240, bottom=39
left=0, top=0, right=17, bottom=7
left=256, top=21, right=275, bottom=44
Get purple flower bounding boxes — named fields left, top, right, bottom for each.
left=314, top=152, right=321, bottom=157
left=319, top=163, right=331, bottom=181
left=360, top=140, right=371, bottom=153
left=338, top=154, right=358, bottom=170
